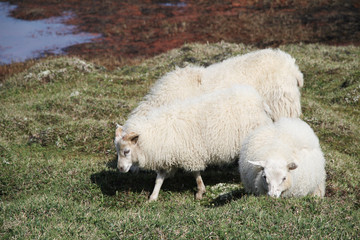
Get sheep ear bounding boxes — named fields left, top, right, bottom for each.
left=115, top=124, right=123, bottom=137
left=124, top=132, right=139, bottom=144
left=248, top=160, right=265, bottom=169
left=287, top=162, right=298, bottom=170
left=130, top=135, right=139, bottom=144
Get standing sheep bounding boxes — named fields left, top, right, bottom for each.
left=202, top=49, right=304, bottom=121
left=238, top=118, right=326, bottom=198
left=115, top=85, right=273, bottom=201
left=128, top=65, right=204, bottom=118
left=128, top=48, right=303, bottom=121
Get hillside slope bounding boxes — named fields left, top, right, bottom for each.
left=1, top=43, right=359, bottom=239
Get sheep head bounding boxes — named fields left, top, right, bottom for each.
left=249, top=158, right=297, bottom=198
left=114, top=124, right=139, bottom=173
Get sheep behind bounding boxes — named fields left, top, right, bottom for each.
left=128, top=66, right=205, bottom=119
left=202, top=49, right=303, bottom=120
left=127, top=49, right=303, bottom=122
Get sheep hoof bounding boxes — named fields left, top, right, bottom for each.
left=195, top=191, right=205, bottom=200
left=148, top=196, right=158, bottom=202
left=312, top=188, right=324, bottom=198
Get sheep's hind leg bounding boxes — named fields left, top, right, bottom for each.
left=194, top=171, right=206, bottom=200
left=149, top=171, right=167, bottom=202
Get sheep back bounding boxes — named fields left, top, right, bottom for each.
left=127, top=49, right=303, bottom=123
left=128, top=66, right=205, bottom=119
left=203, top=49, right=303, bottom=120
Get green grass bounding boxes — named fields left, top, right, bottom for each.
left=1, top=43, right=359, bottom=239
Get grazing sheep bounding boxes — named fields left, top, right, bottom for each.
left=202, top=49, right=304, bottom=121
left=128, top=49, right=303, bottom=121
left=238, top=118, right=326, bottom=198
left=128, top=65, right=204, bottom=118
left=115, top=85, right=273, bottom=201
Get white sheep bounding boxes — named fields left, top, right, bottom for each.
left=202, top=48, right=304, bottom=121
left=128, top=48, right=303, bottom=121
left=238, top=118, right=326, bottom=198
left=115, top=85, right=273, bottom=201
left=128, top=65, right=204, bottom=119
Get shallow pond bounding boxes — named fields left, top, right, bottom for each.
left=1, top=0, right=359, bottom=66
left=0, top=2, right=100, bottom=65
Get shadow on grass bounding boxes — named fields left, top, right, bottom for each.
left=90, top=157, right=242, bottom=200
left=90, top=157, right=156, bottom=196
left=206, top=189, right=247, bottom=208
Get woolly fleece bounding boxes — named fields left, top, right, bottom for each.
left=239, top=118, right=326, bottom=197
left=128, top=49, right=303, bottom=121
left=124, top=85, right=273, bottom=172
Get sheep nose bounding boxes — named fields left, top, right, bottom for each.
left=117, top=164, right=124, bottom=172
left=268, top=191, right=281, bottom=198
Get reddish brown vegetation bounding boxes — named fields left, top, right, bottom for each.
left=2, top=0, right=360, bottom=69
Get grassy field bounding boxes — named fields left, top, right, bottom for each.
left=1, top=42, right=359, bottom=239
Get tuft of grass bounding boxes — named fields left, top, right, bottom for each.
left=1, top=42, right=359, bottom=239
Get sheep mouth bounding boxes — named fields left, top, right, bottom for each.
left=118, top=164, right=132, bottom=173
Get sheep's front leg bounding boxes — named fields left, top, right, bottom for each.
left=312, top=182, right=325, bottom=197
left=149, top=171, right=166, bottom=202
left=194, top=171, right=206, bottom=200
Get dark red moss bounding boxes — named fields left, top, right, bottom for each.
left=3, top=0, right=360, bottom=68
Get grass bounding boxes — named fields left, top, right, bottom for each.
left=1, top=42, right=359, bottom=239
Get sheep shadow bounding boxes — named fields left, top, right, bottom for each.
left=90, top=157, right=155, bottom=196
left=90, top=157, right=243, bottom=200
left=90, top=169, right=155, bottom=196
left=206, top=189, right=247, bottom=207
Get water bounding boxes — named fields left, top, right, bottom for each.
left=159, top=2, right=187, bottom=7
left=0, top=2, right=101, bottom=65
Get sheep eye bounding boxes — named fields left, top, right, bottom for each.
left=124, top=149, right=130, bottom=156
left=282, top=177, right=286, bottom=182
